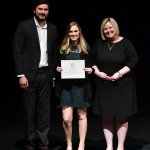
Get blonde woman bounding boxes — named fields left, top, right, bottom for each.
left=56, top=21, right=92, bottom=150
left=91, top=17, right=138, bottom=150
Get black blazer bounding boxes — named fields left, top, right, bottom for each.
left=13, top=18, right=57, bottom=82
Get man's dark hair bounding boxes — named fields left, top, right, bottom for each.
left=32, top=0, right=50, bottom=9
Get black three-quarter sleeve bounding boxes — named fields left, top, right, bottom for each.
left=124, top=39, right=139, bottom=70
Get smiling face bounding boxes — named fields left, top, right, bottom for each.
left=68, top=25, right=80, bottom=44
left=34, top=4, right=49, bottom=22
left=103, top=21, right=117, bottom=40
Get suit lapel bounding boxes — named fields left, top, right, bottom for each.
left=47, top=23, right=52, bottom=50
left=31, top=19, right=40, bottom=48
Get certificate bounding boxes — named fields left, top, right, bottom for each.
left=61, top=60, right=85, bottom=79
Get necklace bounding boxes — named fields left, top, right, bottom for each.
left=70, top=47, right=78, bottom=53
left=107, top=42, right=115, bottom=50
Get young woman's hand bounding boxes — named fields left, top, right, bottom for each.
left=56, top=66, right=63, bottom=72
left=84, top=67, right=93, bottom=74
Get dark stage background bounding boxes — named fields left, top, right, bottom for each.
left=0, top=0, right=150, bottom=150
left=1, top=0, right=149, bottom=115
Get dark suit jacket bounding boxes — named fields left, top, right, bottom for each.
left=13, top=18, right=57, bottom=82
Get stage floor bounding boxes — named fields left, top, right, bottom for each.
left=0, top=100, right=150, bottom=150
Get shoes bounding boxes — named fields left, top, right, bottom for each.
left=40, top=146, right=49, bottom=150
left=26, top=146, right=35, bottom=150
left=26, top=145, right=49, bottom=150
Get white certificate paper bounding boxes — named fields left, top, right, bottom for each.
left=61, top=60, right=85, bottom=79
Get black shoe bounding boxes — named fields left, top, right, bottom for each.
left=40, top=146, right=49, bottom=150
left=26, top=146, right=35, bottom=150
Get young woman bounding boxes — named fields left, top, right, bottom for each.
left=56, top=21, right=92, bottom=150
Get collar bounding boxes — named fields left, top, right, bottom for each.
left=34, top=17, right=47, bottom=29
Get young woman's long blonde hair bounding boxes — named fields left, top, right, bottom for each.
left=60, top=21, right=89, bottom=55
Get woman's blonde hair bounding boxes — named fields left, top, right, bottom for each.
left=60, top=21, right=89, bottom=55
left=100, top=17, right=120, bottom=40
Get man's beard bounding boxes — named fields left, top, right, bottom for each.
left=35, top=14, right=46, bottom=22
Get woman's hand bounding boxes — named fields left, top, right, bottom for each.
left=84, top=67, right=93, bottom=74
left=92, top=65, right=108, bottom=79
left=95, top=71, right=108, bottom=80
left=56, top=66, right=63, bottom=72
left=107, top=72, right=120, bottom=81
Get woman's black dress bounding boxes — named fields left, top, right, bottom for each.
left=91, top=38, right=138, bottom=117
left=56, top=46, right=92, bottom=108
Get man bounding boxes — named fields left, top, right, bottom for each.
left=13, top=0, right=57, bottom=150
